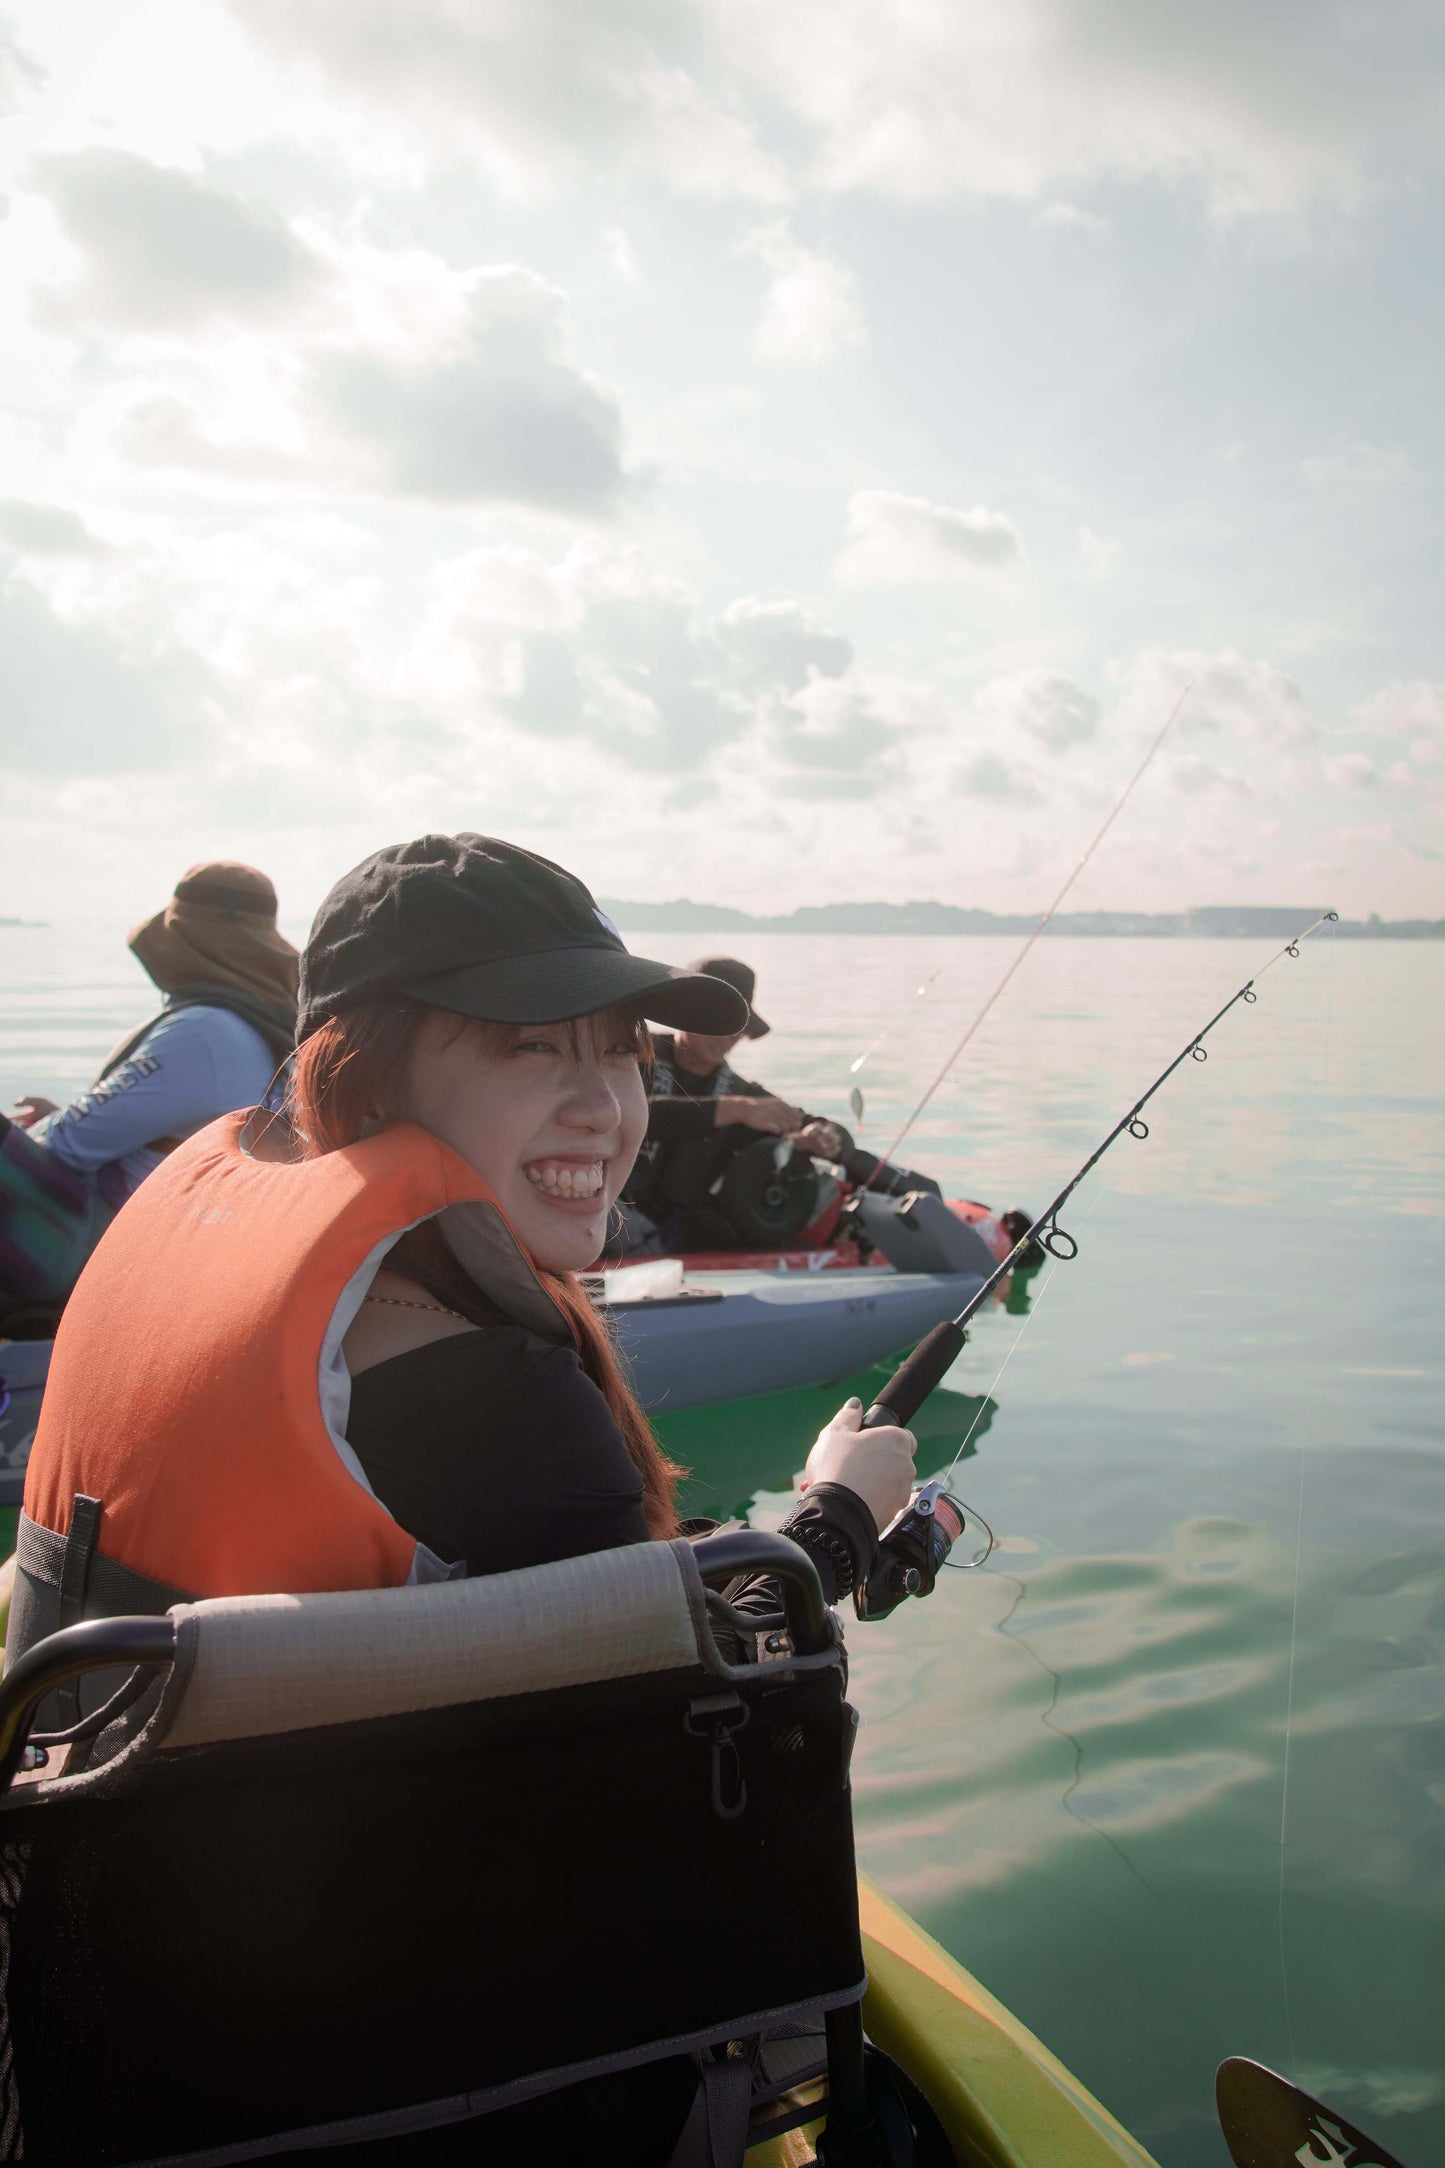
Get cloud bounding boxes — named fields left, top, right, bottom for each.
left=603, top=225, right=641, bottom=283
left=717, top=597, right=852, bottom=690
left=412, top=543, right=742, bottom=768
left=0, top=499, right=106, bottom=557
left=762, top=671, right=914, bottom=797
left=55, top=238, right=632, bottom=519
left=953, top=749, right=1041, bottom=801
left=1299, top=434, right=1410, bottom=489
left=406, top=542, right=923, bottom=793
left=835, top=488, right=1024, bottom=587
left=1035, top=202, right=1108, bottom=236
left=0, top=574, right=214, bottom=774
left=308, top=268, right=630, bottom=513
left=975, top=667, right=1099, bottom=751
left=223, top=0, right=1444, bottom=221
left=1170, top=753, right=1250, bottom=796
left=1322, top=751, right=1378, bottom=791
left=1115, top=648, right=1317, bottom=746
left=226, top=0, right=786, bottom=201
left=715, top=0, right=1445, bottom=219
left=32, top=149, right=320, bottom=329
left=1075, top=525, right=1121, bottom=583
left=1357, top=681, right=1445, bottom=765
left=746, top=222, right=864, bottom=364
left=116, top=396, right=302, bottom=479
left=0, top=20, right=43, bottom=110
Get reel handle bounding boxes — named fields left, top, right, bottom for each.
left=863, top=1319, right=967, bottom=1430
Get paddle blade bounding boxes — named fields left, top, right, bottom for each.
left=849, top=1085, right=865, bottom=1121
left=1216, top=2057, right=1407, bottom=2168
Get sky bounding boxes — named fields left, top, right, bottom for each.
left=1, top=0, right=1442, bottom=928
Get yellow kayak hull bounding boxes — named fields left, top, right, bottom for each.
left=852, top=1878, right=1156, bottom=2165
left=747, top=1879, right=1159, bottom=2164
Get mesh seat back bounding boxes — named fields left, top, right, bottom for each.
left=0, top=1544, right=862, bottom=2165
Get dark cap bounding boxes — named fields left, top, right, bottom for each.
left=686, top=956, right=769, bottom=1038
left=298, top=834, right=750, bottom=1043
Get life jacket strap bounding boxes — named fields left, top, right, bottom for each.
left=57, top=1494, right=101, bottom=1629
left=54, top=1494, right=102, bottom=1728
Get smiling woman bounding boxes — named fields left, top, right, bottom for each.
left=7, top=832, right=920, bottom=1673
left=292, top=987, right=680, bottom=1548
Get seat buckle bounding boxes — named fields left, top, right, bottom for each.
left=684, top=1692, right=751, bottom=1820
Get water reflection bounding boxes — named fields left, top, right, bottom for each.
left=657, top=1365, right=998, bottom=1524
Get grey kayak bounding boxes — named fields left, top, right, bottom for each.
left=607, top=1264, right=985, bottom=1414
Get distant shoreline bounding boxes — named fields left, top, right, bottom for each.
left=604, top=901, right=1443, bottom=939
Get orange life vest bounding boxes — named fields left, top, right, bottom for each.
left=19, top=1112, right=549, bottom=1616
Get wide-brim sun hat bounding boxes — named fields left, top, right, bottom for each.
left=129, top=862, right=299, bottom=1011
left=298, top=833, right=750, bottom=1043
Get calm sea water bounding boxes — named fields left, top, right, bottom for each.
left=2, top=922, right=1442, bottom=2167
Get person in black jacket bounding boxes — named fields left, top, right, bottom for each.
left=622, top=956, right=826, bottom=1248
left=620, top=955, right=931, bottom=1253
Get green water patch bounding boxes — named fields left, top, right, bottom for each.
left=654, top=1361, right=994, bottom=1523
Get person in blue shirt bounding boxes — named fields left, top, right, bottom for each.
left=0, top=861, right=298, bottom=1320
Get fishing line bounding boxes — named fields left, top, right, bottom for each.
left=1277, top=912, right=1338, bottom=2066
left=993, top=1567, right=1163, bottom=1897
left=1282, top=1439, right=1308, bottom=2063
left=865, top=687, right=1190, bottom=1181
left=940, top=1184, right=1157, bottom=1885
left=849, top=967, right=945, bottom=1083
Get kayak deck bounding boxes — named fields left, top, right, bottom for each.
left=742, top=1879, right=1160, bottom=2165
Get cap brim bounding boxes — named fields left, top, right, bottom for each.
left=743, top=1010, right=770, bottom=1038
left=412, top=947, right=751, bottom=1035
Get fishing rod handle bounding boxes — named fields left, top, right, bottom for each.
left=863, top=1319, right=968, bottom=1429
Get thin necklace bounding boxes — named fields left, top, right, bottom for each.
left=364, top=1294, right=470, bottom=1322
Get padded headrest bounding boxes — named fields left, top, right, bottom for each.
left=158, top=1540, right=710, bottom=1751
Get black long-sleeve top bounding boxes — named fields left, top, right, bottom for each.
left=344, top=1226, right=878, bottom=1609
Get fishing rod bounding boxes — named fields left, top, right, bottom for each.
left=854, top=909, right=1339, bottom=1620
left=863, top=688, right=1191, bottom=1185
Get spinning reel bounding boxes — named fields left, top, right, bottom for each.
left=854, top=1482, right=969, bottom=1622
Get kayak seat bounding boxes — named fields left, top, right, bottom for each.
left=0, top=1531, right=874, bottom=2167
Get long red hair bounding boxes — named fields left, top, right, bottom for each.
left=290, top=998, right=682, bottom=1540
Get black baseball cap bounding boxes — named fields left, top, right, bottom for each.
left=687, top=956, right=769, bottom=1038
left=298, top=834, right=750, bottom=1042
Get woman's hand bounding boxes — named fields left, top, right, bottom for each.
left=716, top=1094, right=804, bottom=1135
left=801, top=1397, right=917, bottom=1534
left=12, top=1095, right=58, bottom=1128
